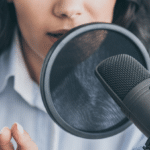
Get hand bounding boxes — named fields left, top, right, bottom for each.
left=0, top=123, right=38, bottom=150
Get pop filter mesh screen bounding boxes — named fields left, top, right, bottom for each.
left=49, top=29, right=146, bottom=133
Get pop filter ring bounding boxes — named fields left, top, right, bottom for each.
left=40, top=22, right=150, bottom=139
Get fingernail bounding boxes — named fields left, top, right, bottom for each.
left=0, top=127, right=6, bottom=134
left=16, top=123, right=24, bottom=134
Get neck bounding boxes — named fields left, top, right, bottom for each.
left=19, top=36, right=44, bottom=85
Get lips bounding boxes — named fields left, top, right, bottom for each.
left=47, top=30, right=69, bottom=43
left=48, top=33, right=64, bottom=38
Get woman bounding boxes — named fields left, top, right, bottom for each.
left=0, top=0, right=150, bottom=149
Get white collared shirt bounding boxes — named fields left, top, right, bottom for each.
left=0, top=29, right=147, bottom=150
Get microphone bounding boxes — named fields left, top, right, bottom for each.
left=95, top=54, right=150, bottom=137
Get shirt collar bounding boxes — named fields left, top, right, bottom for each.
left=0, top=28, right=46, bottom=113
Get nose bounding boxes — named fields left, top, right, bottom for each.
left=53, top=0, right=83, bottom=19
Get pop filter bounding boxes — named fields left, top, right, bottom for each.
left=40, top=23, right=150, bottom=139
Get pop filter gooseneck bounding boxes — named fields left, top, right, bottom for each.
left=40, top=23, right=150, bottom=139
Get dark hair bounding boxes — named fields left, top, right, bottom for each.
left=113, top=0, right=150, bottom=54
left=0, top=0, right=150, bottom=54
left=0, top=0, right=16, bottom=53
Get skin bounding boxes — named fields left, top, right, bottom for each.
left=0, top=0, right=116, bottom=149
left=0, top=123, right=38, bottom=150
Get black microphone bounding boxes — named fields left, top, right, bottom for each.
left=95, top=54, right=150, bottom=137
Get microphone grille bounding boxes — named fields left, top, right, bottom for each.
left=97, top=54, right=150, bottom=100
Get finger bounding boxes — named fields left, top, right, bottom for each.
left=11, top=123, right=38, bottom=150
left=0, top=127, right=14, bottom=150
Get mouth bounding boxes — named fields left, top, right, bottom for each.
left=47, top=30, right=69, bottom=43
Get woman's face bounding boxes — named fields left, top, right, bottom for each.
left=9, top=0, right=117, bottom=59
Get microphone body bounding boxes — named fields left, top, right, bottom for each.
left=95, top=54, right=150, bottom=137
